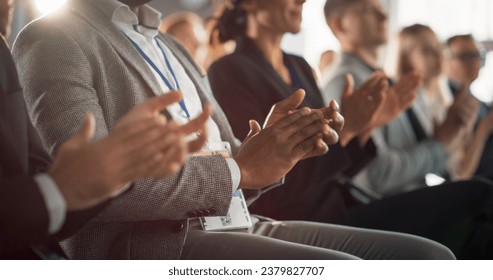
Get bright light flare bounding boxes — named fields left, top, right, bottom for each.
left=35, top=0, right=67, bottom=16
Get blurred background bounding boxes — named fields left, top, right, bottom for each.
left=9, top=0, right=493, bottom=103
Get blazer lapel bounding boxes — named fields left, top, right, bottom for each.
left=159, top=35, right=239, bottom=150
left=67, top=0, right=162, bottom=96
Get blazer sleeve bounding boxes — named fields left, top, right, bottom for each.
left=359, top=125, right=449, bottom=196
left=13, top=20, right=232, bottom=223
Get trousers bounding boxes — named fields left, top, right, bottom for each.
left=181, top=218, right=455, bottom=260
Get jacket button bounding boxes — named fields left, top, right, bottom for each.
left=170, top=221, right=184, bottom=233
left=196, top=210, right=205, bottom=217
left=187, top=211, right=198, bottom=218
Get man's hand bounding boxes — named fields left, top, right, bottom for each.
left=48, top=92, right=210, bottom=210
left=338, top=72, right=388, bottom=146
left=235, top=108, right=329, bottom=189
left=373, top=72, right=420, bottom=127
left=434, top=88, right=479, bottom=153
left=263, top=89, right=341, bottom=149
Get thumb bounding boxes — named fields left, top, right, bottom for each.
left=342, top=73, right=354, bottom=98
left=66, top=113, right=95, bottom=148
left=243, top=120, right=262, bottom=142
left=272, top=89, right=306, bottom=114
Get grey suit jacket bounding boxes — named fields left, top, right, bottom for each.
left=13, top=0, right=249, bottom=259
left=322, top=53, right=448, bottom=197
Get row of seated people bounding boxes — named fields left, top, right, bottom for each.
left=0, top=0, right=490, bottom=259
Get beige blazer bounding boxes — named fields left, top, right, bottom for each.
left=13, top=0, right=253, bottom=259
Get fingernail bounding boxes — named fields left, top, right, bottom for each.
left=301, top=107, right=311, bottom=115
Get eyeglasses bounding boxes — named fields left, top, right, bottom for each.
left=452, top=52, right=483, bottom=61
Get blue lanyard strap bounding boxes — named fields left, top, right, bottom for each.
left=287, top=65, right=303, bottom=89
left=124, top=34, right=191, bottom=119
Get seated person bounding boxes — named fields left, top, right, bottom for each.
left=322, top=0, right=493, bottom=259
left=443, top=34, right=493, bottom=179
left=11, top=0, right=454, bottom=260
left=160, top=12, right=207, bottom=70
left=0, top=33, right=206, bottom=259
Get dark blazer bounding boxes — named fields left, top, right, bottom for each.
left=0, top=36, right=102, bottom=259
left=208, top=37, right=376, bottom=222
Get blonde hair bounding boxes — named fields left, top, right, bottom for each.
left=395, top=24, right=442, bottom=78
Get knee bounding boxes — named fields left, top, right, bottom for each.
left=410, top=238, right=456, bottom=260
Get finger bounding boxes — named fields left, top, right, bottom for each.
left=187, top=126, right=209, bottom=153
left=287, top=116, right=326, bottom=145
left=142, top=91, right=183, bottom=113
left=301, top=136, right=330, bottom=160
left=329, top=105, right=344, bottom=132
left=294, top=133, right=329, bottom=159
left=125, top=142, right=185, bottom=181
left=110, top=117, right=173, bottom=147
left=275, top=107, right=312, bottom=129
left=243, top=120, right=262, bottom=142
left=116, top=92, right=183, bottom=129
left=342, top=73, right=355, bottom=99
left=178, top=104, right=212, bottom=136
left=147, top=142, right=188, bottom=178
left=65, top=113, right=96, bottom=148
left=364, top=72, right=386, bottom=91
left=122, top=131, right=186, bottom=178
left=121, top=125, right=180, bottom=164
left=270, top=89, right=305, bottom=114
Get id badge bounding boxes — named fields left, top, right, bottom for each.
left=197, top=142, right=253, bottom=231
left=200, top=190, right=252, bottom=231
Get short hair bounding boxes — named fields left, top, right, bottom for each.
left=160, top=12, right=203, bottom=36
left=445, top=34, right=475, bottom=48
left=323, top=0, right=361, bottom=20
left=395, top=24, right=441, bottom=77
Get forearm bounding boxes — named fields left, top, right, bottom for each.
left=93, top=155, right=233, bottom=222
left=458, top=128, right=490, bottom=179
left=365, top=139, right=448, bottom=195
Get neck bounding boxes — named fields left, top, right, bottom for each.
left=341, top=41, right=380, bottom=69
left=424, top=77, right=438, bottom=92
left=246, top=18, right=284, bottom=70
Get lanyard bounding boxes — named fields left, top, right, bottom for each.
left=287, top=65, right=303, bottom=89
left=125, top=34, right=191, bottom=119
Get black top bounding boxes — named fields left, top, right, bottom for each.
left=209, top=36, right=376, bottom=222
left=0, top=36, right=105, bottom=259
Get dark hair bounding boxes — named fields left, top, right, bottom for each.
left=446, top=34, right=475, bottom=48
left=324, top=0, right=360, bottom=20
left=215, top=0, right=247, bottom=43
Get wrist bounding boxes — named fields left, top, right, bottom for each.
left=234, top=157, right=253, bottom=189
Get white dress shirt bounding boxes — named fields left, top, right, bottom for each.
left=34, top=174, right=66, bottom=234
left=95, top=0, right=240, bottom=191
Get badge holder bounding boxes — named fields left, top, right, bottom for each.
left=194, top=142, right=253, bottom=231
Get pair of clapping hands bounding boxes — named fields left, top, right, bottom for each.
left=48, top=89, right=345, bottom=210
left=339, top=71, right=421, bottom=146
left=52, top=73, right=419, bottom=211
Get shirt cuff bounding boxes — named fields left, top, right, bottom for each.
left=225, top=158, right=241, bottom=192
left=33, top=173, right=67, bottom=234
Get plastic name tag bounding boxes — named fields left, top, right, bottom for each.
left=197, top=142, right=253, bottom=231
left=200, top=189, right=253, bottom=231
